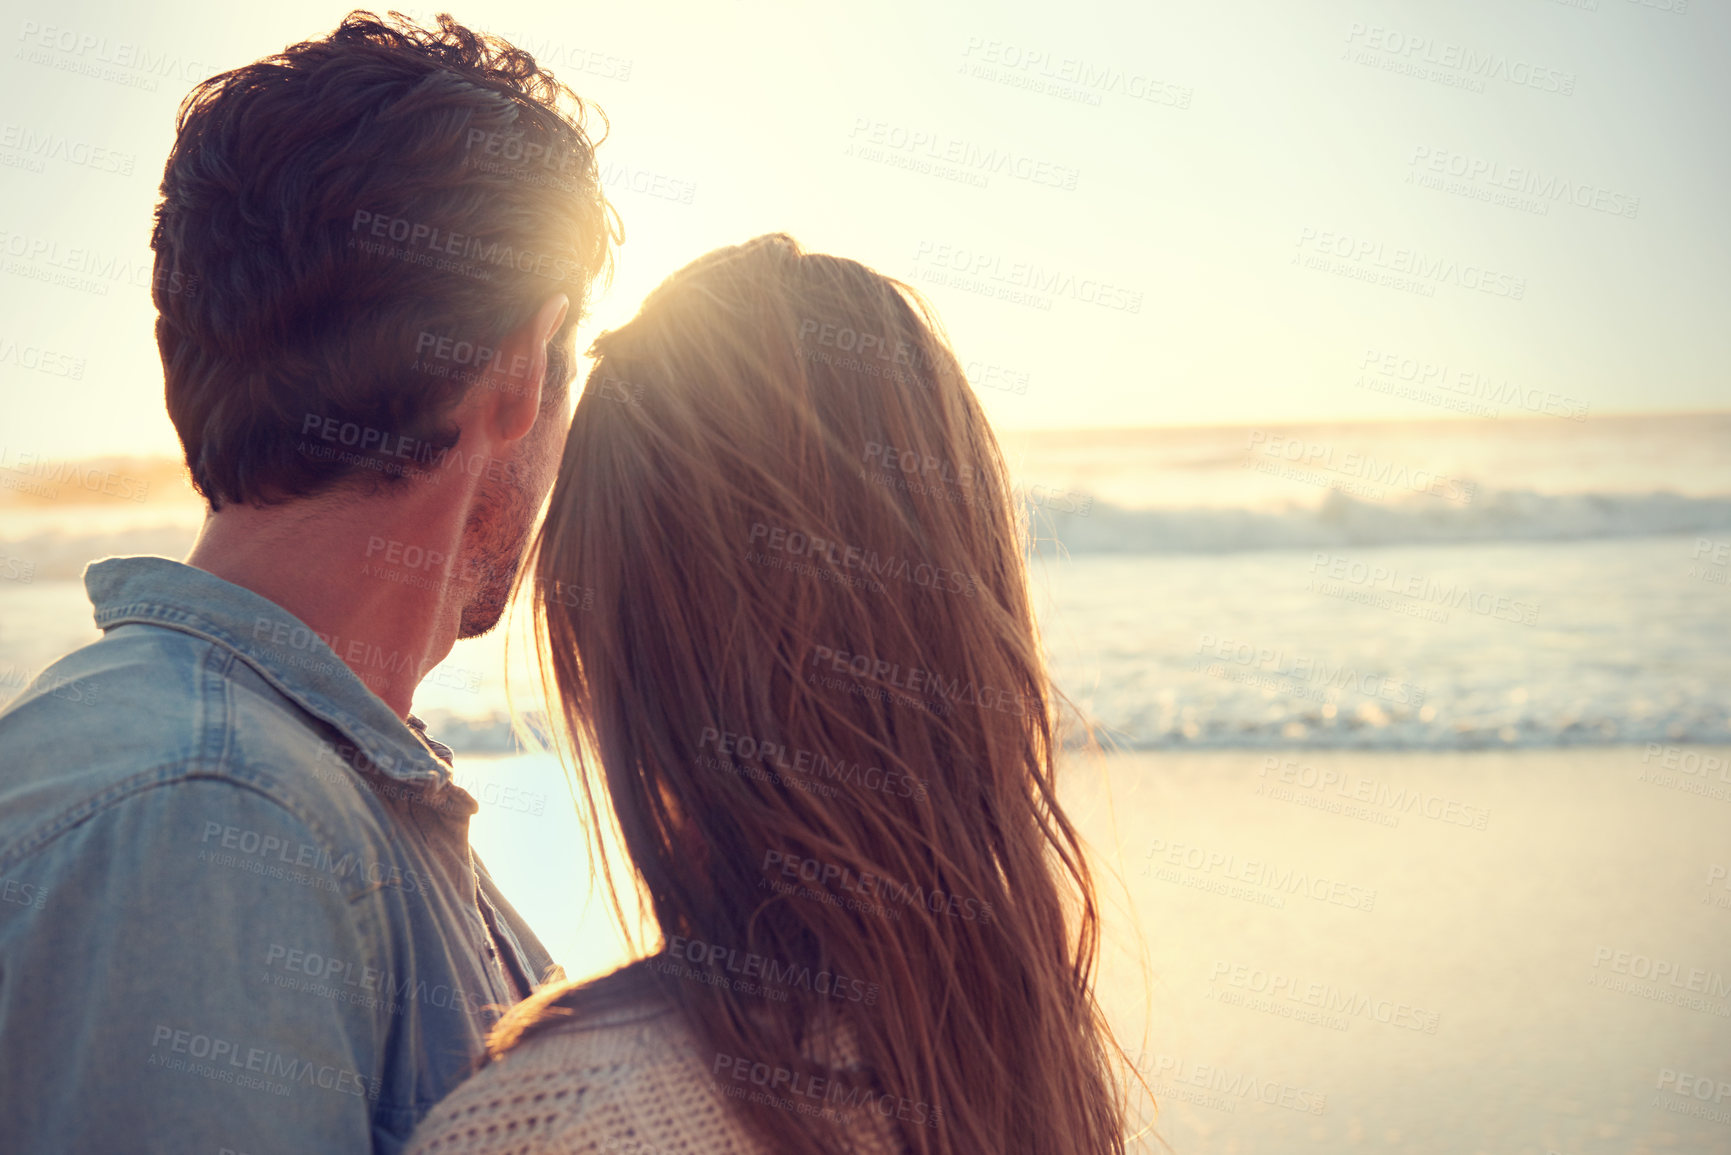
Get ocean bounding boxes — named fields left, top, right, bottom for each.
left=8, top=413, right=1725, bottom=751
left=2, top=412, right=1728, bottom=1153
left=1010, top=413, right=1731, bottom=752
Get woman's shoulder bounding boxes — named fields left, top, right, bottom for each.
left=517, top=961, right=683, bottom=1040
left=406, top=965, right=766, bottom=1155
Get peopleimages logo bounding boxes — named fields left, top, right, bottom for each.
left=1655, top=1068, right=1731, bottom=1105
left=1590, top=947, right=1731, bottom=998
left=148, top=1024, right=381, bottom=1101
left=0, top=122, right=135, bottom=175
left=1294, top=227, right=1526, bottom=300
left=1193, top=634, right=1427, bottom=708
left=1142, top=837, right=1377, bottom=912
left=1356, top=345, right=1589, bottom=421
left=846, top=117, right=1080, bottom=191
left=1343, top=22, right=1576, bottom=95
left=0, top=333, right=86, bottom=379
left=1244, top=429, right=1476, bottom=504
left=0, top=228, right=198, bottom=298
left=1407, top=147, right=1639, bottom=220
left=748, top=521, right=979, bottom=599
left=1638, top=744, right=1731, bottom=803
left=1258, top=757, right=1490, bottom=831
left=661, top=934, right=880, bottom=1005
left=0, top=875, right=47, bottom=910
left=761, top=849, right=995, bottom=923
left=1208, top=961, right=1441, bottom=1034
left=1649, top=1067, right=1731, bottom=1127
left=806, top=644, right=1030, bottom=717
left=697, top=727, right=929, bottom=801
left=262, top=943, right=487, bottom=1014
left=1307, top=552, right=1540, bottom=627
left=0, top=662, right=100, bottom=708
left=956, top=37, right=1193, bottom=110
left=197, top=821, right=431, bottom=898
left=15, top=20, right=219, bottom=87
left=1133, top=1051, right=1327, bottom=1116
left=0, top=444, right=150, bottom=502
left=711, top=1052, right=941, bottom=1128
left=912, top=240, right=1143, bottom=313
left=348, top=209, right=578, bottom=284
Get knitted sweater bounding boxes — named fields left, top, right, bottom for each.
left=404, top=985, right=906, bottom=1155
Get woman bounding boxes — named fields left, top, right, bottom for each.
left=407, top=235, right=1129, bottom=1155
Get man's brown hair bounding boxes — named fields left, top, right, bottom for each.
left=151, top=10, right=618, bottom=509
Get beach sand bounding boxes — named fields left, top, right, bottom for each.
left=461, top=745, right=1731, bottom=1155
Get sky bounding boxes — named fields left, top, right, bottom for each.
left=1, top=0, right=1726, bottom=458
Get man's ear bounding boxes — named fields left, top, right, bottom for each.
left=488, top=293, right=571, bottom=443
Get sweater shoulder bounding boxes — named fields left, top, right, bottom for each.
left=406, top=992, right=768, bottom=1155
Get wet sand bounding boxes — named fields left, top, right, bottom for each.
left=463, top=745, right=1731, bottom=1155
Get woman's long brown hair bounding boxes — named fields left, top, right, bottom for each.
left=498, top=234, right=1128, bottom=1154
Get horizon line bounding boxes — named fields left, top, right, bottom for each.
left=994, top=407, right=1731, bottom=438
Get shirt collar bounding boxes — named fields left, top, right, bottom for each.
left=86, top=555, right=470, bottom=799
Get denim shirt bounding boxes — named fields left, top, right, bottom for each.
left=0, top=556, right=558, bottom=1155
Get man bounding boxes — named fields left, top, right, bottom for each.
left=0, top=13, right=617, bottom=1153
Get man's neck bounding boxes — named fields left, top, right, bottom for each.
left=185, top=493, right=470, bottom=718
